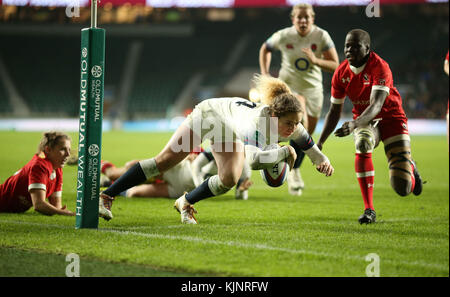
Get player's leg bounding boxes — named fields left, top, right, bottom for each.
left=353, top=124, right=379, bottom=224
left=191, top=151, right=215, bottom=187
left=380, top=118, right=422, bottom=197
left=102, top=160, right=139, bottom=181
left=295, top=94, right=308, bottom=131
left=235, top=160, right=253, bottom=200
left=102, top=124, right=194, bottom=198
left=306, top=115, right=319, bottom=135
left=288, top=92, right=322, bottom=196
left=174, top=142, right=245, bottom=224
left=99, top=124, right=196, bottom=220
left=126, top=183, right=170, bottom=198
left=383, top=135, right=422, bottom=197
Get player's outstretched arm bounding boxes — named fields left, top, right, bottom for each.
left=245, top=145, right=295, bottom=171
left=335, top=89, right=387, bottom=137
left=354, top=89, right=386, bottom=127
left=303, top=144, right=334, bottom=177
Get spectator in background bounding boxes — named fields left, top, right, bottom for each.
left=259, top=3, right=339, bottom=196
left=0, top=131, right=75, bottom=216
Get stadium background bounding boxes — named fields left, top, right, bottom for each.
left=0, top=0, right=448, bottom=279
left=0, top=0, right=448, bottom=134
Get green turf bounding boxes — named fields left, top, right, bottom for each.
left=0, top=131, right=448, bottom=277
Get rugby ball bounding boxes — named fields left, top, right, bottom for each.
left=259, top=144, right=290, bottom=187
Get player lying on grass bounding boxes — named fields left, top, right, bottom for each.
left=99, top=151, right=253, bottom=204
left=317, top=29, right=423, bottom=224
left=99, top=75, right=334, bottom=224
left=0, top=131, right=75, bottom=216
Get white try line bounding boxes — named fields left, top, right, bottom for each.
left=0, top=219, right=447, bottom=272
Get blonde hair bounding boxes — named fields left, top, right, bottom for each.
left=291, top=3, right=315, bottom=18
left=253, top=74, right=291, bottom=105
left=252, top=74, right=302, bottom=117
left=37, top=131, right=71, bottom=154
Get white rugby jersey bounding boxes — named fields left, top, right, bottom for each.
left=265, top=25, right=335, bottom=91
left=198, top=97, right=310, bottom=149
left=194, top=97, right=326, bottom=169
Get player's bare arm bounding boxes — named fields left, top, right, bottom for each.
left=30, top=189, right=75, bottom=216
left=304, top=145, right=334, bottom=176
left=335, top=89, right=387, bottom=137
left=48, top=193, right=62, bottom=209
left=259, top=43, right=272, bottom=76
left=301, top=47, right=339, bottom=73
left=290, top=127, right=334, bottom=176
left=245, top=144, right=296, bottom=171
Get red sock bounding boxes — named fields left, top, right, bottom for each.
left=355, top=153, right=375, bottom=210
left=101, top=160, right=115, bottom=174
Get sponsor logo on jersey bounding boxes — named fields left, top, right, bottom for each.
left=342, top=77, right=350, bottom=83
left=311, top=43, right=317, bottom=52
left=286, top=44, right=294, bottom=49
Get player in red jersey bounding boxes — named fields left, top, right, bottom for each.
left=317, top=29, right=423, bottom=224
left=0, top=132, right=75, bottom=216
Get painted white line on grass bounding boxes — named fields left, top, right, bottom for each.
left=0, top=219, right=447, bottom=272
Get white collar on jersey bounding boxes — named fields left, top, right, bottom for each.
left=349, top=62, right=367, bottom=75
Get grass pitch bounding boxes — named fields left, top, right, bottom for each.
left=0, top=131, right=448, bottom=277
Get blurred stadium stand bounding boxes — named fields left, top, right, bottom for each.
left=0, top=3, right=448, bottom=122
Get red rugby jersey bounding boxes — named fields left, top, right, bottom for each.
left=0, top=154, right=63, bottom=213
left=331, top=51, right=406, bottom=120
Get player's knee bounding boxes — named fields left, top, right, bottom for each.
left=219, top=172, right=240, bottom=188
left=390, top=176, right=412, bottom=197
left=355, top=138, right=373, bottom=153
left=387, top=146, right=413, bottom=197
left=354, top=128, right=376, bottom=153
left=208, top=175, right=233, bottom=196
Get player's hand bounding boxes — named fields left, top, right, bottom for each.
left=238, top=178, right=254, bottom=191
left=285, top=145, right=297, bottom=171
left=316, top=161, right=334, bottom=177
left=61, top=205, right=75, bottom=216
left=301, top=48, right=317, bottom=65
left=334, top=121, right=356, bottom=137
